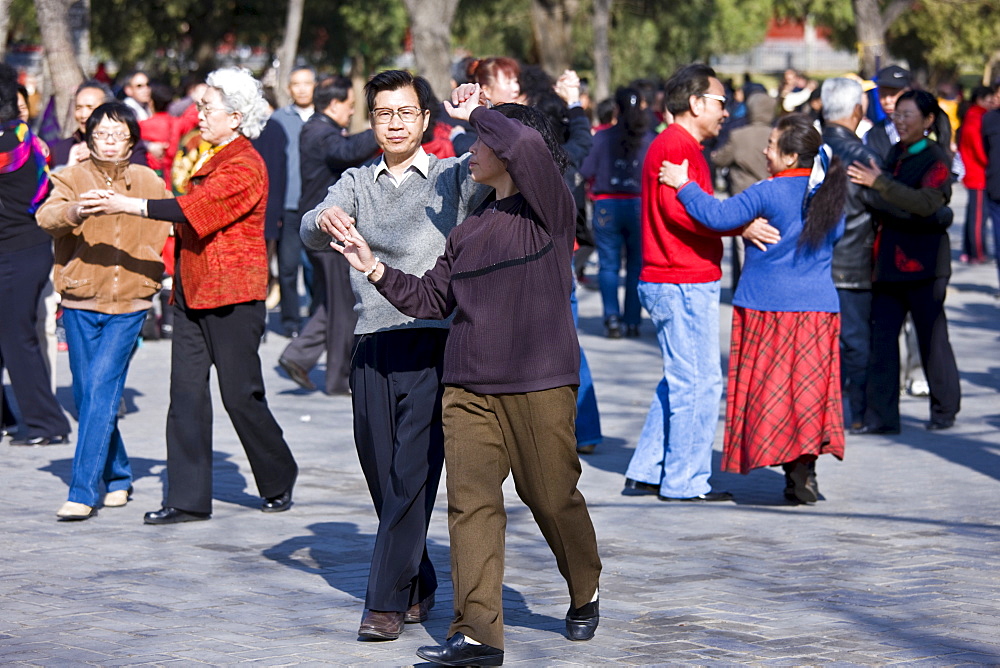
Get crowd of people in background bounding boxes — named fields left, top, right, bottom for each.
left=2, top=50, right=999, bottom=666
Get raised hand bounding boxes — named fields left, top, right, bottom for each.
left=447, top=83, right=487, bottom=122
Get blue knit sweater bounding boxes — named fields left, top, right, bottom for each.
left=677, top=171, right=844, bottom=312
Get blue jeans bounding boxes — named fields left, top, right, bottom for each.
left=837, top=288, right=872, bottom=427
left=62, top=308, right=146, bottom=506
left=572, top=274, right=602, bottom=446
left=985, top=197, right=1000, bottom=288
left=627, top=281, right=722, bottom=497
left=593, top=198, right=642, bottom=326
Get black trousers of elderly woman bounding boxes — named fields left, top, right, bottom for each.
left=865, top=277, right=961, bottom=430
left=164, top=299, right=298, bottom=514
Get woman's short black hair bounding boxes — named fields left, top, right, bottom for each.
left=493, top=103, right=571, bottom=173
left=85, top=102, right=141, bottom=153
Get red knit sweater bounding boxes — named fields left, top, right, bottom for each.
left=176, top=136, right=269, bottom=309
left=639, top=123, right=732, bottom=284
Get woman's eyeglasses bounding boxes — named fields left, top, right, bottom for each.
left=196, top=102, right=230, bottom=115
left=91, top=131, right=131, bottom=141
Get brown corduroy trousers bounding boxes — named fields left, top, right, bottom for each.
left=441, top=385, right=602, bottom=650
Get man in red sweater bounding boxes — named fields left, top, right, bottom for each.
left=624, top=63, right=776, bottom=502
left=959, top=85, right=996, bottom=264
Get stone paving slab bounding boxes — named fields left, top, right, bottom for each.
left=2, top=186, right=999, bottom=665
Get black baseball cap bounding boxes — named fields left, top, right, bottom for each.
left=876, top=65, right=911, bottom=90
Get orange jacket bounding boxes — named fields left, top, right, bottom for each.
left=176, top=135, right=269, bottom=309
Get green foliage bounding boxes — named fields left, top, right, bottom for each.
left=6, top=0, right=40, bottom=44
left=302, top=0, right=409, bottom=74
left=773, top=0, right=857, bottom=53
left=890, top=0, right=1000, bottom=80
left=607, top=0, right=773, bottom=85
left=453, top=0, right=533, bottom=61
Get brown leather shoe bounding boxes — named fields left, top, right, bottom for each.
left=358, top=609, right=405, bottom=640
left=404, top=593, right=435, bottom=623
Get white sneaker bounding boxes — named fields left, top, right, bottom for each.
left=907, top=379, right=930, bottom=397
left=56, top=501, right=95, bottom=520
left=103, top=489, right=131, bottom=507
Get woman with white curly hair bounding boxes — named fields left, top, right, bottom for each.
left=83, top=67, right=298, bottom=525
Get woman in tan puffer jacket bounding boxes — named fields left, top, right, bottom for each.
left=37, top=101, right=171, bottom=521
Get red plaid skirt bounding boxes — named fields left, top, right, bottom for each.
left=722, top=307, right=845, bottom=474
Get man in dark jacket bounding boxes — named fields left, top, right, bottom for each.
left=821, top=77, right=882, bottom=432
left=278, top=76, right=378, bottom=395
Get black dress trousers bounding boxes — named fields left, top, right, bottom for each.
left=866, top=277, right=961, bottom=429
left=165, top=299, right=298, bottom=513
left=351, top=327, right=448, bottom=612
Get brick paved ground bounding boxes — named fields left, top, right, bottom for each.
left=2, top=187, right=999, bottom=665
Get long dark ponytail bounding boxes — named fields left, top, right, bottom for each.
left=774, top=114, right=847, bottom=250
left=615, top=86, right=649, bottom=155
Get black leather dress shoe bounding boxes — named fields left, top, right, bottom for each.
left=565, top=599, right=599, bottom=641
left=143, top=507, right=211, bottom=525
left=279, top=356, right=316, bottom=391
left=622, top=478, right=660, bottom=496
left=10, top=434, right=69, bottom=446
left=658, top=490, right=734, bottom=502
left=852, top=425, right=900, bottom=435
left=926, top=418, right=955, bottom=431
left=416, top=634, right=504, bottom=666
left=262, top=488, right=293, bottom=513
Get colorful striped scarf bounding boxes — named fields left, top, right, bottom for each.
left=0, top=120, right=50, bottom=212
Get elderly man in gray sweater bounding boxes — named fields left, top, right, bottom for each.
left=301, top=70, right=488, bottom=642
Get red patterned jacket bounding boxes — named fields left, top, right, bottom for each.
left=176, top=136, right=269, bottom=309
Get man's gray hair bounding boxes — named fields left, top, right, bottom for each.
left=821, top=77, right=863, bottom=123
left=206, top=67, right=269, bottom=140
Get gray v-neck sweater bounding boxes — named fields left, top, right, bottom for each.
left=301, top=153, right=490, bottom=334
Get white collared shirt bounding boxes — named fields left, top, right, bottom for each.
left=373, top=147, right=430, bottom=188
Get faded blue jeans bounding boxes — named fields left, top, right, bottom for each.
left=62, top=308, right=146, bottom=506
left=626, top=280, right=722, bottom=498
left=572, top=273, right=602, bottom=447
left=593, top=197, right=642, bottom=326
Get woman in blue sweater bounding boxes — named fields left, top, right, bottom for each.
left=660, top=113, right=848, bottom=504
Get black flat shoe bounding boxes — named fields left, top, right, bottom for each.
left=852, top=425, right=900, bottom=435
left=926, top=418, right=955, bottom=431
left=262, top=488, right=293, bottom=513
left=144, top=507, right=211, bottom=525
left=658, top=490, right=734, bottom=502
left=565, top=599, right=599, bottom=641
left=622, top=478, right=659, bottom=496
left=416, top=634, right=504, bottom=666
left=10, top=434, right=69, bottom=446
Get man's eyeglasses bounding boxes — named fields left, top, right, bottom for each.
left=370, top=107, right=425, bottom=124
left=702, top=94, right=728, bottom=106
left=91, top=131, right=131, bottom=141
